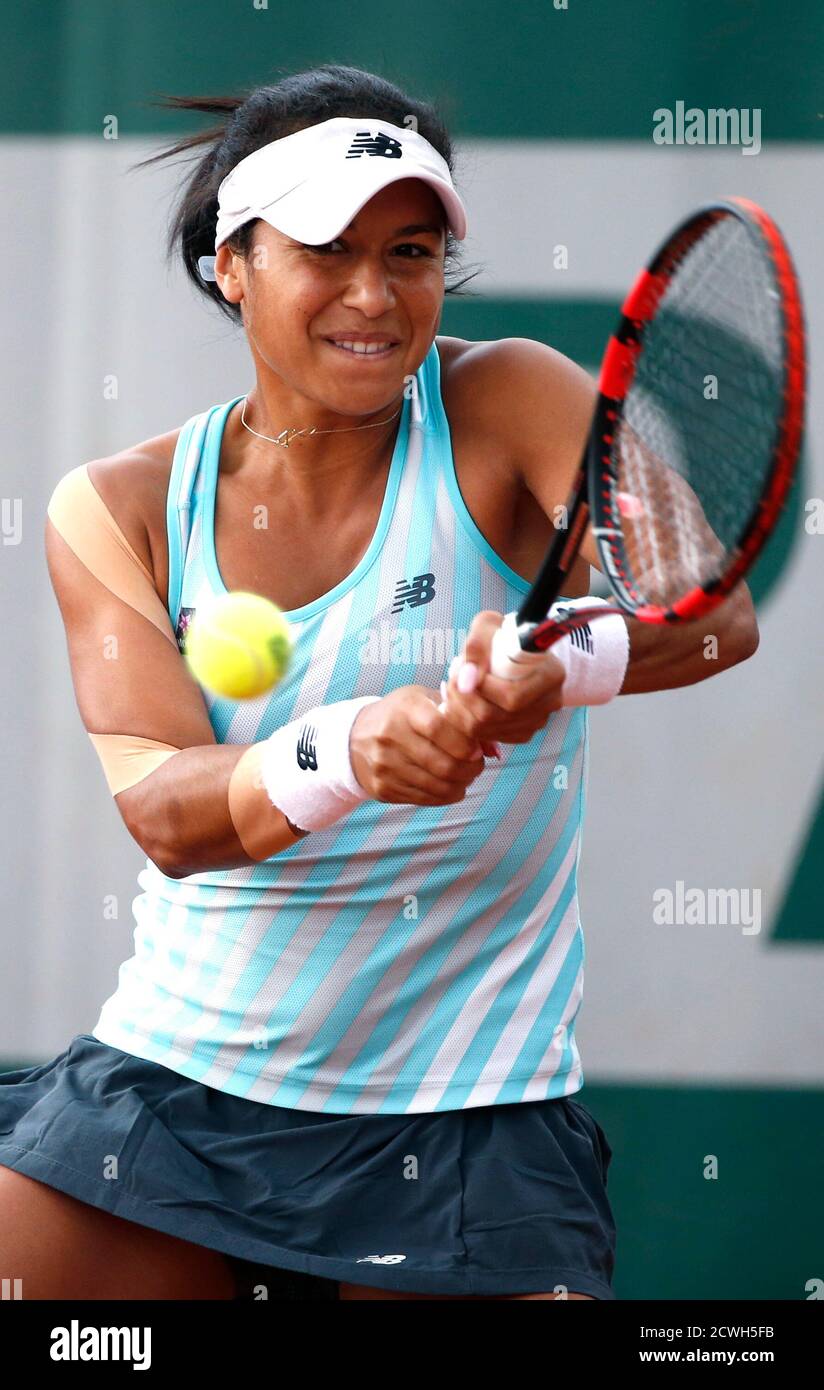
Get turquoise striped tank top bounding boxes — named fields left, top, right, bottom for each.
left=93, top=340, right=590, bottom=1114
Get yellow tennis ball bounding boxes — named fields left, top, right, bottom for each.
left=184, top=591, right=293, bottom=699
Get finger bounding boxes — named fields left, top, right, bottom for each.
left=451, top=611, right=506, bottom=690
left=439, top=683, right=499, bottom=757
left=443, top=663, right=562, bottom=745
left=410, top=695, right=489, bottom=763
left=382, top=781, right=472, bottom=806
left=477, top=653, right=566, bottom=711
left=442, top=684, right=562, bottom=744
left=414, top=683, right=481, bottom=755
left=443, top=668, right=561, bottom=742
left=384, top=750, right=484, bottom=801
left=438, top=683, right=497, bottom=741
left=412, top=684, right=495, bottom=760
left=399, top=725, right=487, bottom=787
left=439, top=700, right=500, bottom=760
left=444, top=672, right=510, bottom=724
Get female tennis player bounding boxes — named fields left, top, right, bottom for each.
left=0, top=64, right=758, bottom=1301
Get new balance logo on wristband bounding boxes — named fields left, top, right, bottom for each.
left=296, top=726, right=318, bottom=771
left=570, top=623, right=594, bottom=655
left=345, top=130, right=403, bottom=160
left=554, top=606, right=595, bottom=656
left=392, top=572, right=436, bottom=612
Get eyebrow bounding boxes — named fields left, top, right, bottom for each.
left=343, top=220, right=445, bottom=237
left=392, top=222, right=445, bottom=237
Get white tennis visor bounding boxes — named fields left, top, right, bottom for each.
left=200, top=116, right=468, bottom=280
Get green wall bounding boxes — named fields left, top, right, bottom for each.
left=5, top=0, right=824, bottom=139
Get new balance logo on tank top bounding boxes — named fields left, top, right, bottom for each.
left=93, top=341, right=590, bottom=1114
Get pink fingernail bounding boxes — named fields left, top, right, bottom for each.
left=458, top=662, right=478, bottom=694
left=440, top=680, right=448, bottom=702
left=617, top=490, right=645, bottom=518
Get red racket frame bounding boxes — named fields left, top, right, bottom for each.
left=516, top=198, right=806, bottom=651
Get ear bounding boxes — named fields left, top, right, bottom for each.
left=214, top=242, right=244, bottom=304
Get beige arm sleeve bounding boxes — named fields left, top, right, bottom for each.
left=86, top=733, right=182, bottom=796
left=48, top=463, right=184, bottom=793
left=47, top=464, right=178, bottom=648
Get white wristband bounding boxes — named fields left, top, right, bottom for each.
left=490, top=600, right=629, bottom=707
left=259, top=696, right=380, bottom=832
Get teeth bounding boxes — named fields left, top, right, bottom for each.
left=332, top=340, right=393, bottom=355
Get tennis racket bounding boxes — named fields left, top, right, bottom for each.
left=487, top=196, right=806, bottom=681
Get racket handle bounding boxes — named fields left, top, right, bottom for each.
left=489, top=612, right=547, bottom=680
left=490, top=601, right=625, bottom=680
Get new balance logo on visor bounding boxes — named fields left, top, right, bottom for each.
left=392, top=572, right=436, bottom=612
left=296, top=726, right=318, bottom=771
left=346, top=130, right=403, bottom=160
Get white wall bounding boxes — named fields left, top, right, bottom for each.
left=2, top=137, right=821, bottom=1076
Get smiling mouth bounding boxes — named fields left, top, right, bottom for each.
left=324, top=339, right=400, bottom=359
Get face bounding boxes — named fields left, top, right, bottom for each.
left=216, top=178, right=447, bottom=419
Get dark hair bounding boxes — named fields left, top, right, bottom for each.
left=133, top=64, right=481, bottom=325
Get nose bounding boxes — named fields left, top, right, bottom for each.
left=340, top=256, right=397, bottom=316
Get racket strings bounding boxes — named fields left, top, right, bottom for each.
left=663, top=216, right=783, bottom=370
left=616, top=422, right=724, bottom=601
left=611, top=214, right=784, bottom=608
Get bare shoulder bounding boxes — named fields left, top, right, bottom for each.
left=433, top=334, right=474, bottom=370
left=433, top=335, right=597, bottom=592
left=85, top=428, right=180, bottom=522
left=81, top=427, right=181, bottom=595
left=437, top=334, right=595, bottom=455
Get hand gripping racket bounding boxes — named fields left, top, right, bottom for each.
left=488, top=197, right=807, bottom=681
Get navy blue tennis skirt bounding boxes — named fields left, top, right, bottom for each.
left=0, top=1033, right=616, bottom=1299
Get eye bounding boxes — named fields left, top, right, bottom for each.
left=303, top=240, right=435, bottom=258
left=393, top=243, right=434, bottom=258
left=304, top=239, right=345, bottom=255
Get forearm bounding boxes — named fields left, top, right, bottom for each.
left=117, top=742, right=307, bottom=878
left=619, top=584, right=759, bottom=695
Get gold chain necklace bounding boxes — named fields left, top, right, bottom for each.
left=240, top=394, right=402, bottom=449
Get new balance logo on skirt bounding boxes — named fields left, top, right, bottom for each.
left=356, top=1254, right=407, bottom=1265
left=392, top=572, right=436, bottom=613
left=296, top=726, right=318, bottom=771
